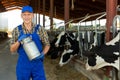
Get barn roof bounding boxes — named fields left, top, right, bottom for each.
left=0, top=0, right=120, bottom=21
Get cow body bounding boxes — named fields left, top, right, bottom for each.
left=55, top=31, right=79, bottom=66
left=86, top=54, right=119, bottom=70
left=84, top=32, right=120, bottom=70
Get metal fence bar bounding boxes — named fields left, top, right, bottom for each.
left=112, top=15, right=120, bottom=80
left=77, top=12, right=106, bottom=58
left=94, top=13, right=106, bottom=46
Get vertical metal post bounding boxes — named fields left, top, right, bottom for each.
left=43, top=0, right=45, bottom=27
left=38, top=0, right=40, bottom=24
left=106, top=0, right=117, bottom=79
left=36, top=13, right=37, bottom=24
left=112, top=15, right=120, bottom=80
left=35, top=0, right=38, bottom=25
left=50, top=0, right=54, bottom=30
left=106, top=0, right=117, bottom=42
left=77, top=16, right=90, bottom=58
left=64, top=0, right=70, bottom=31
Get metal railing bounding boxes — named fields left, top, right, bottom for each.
left=48, top=12, right=107, bottom=58
left=77, top=12, right=106, bottom=57
left=112, top=15, right=120, bottom=37
left=112, top=15, right=120, bottom=80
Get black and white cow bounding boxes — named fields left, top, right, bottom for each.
left=55, top=31, right=79, bottom=66
left=47, top=31, right=75, bottom=59
left=83, top=32, right=120, bottom=71
left=55, top=31, right=72, bottom=47
left=47, top=34, right=65, bottom=59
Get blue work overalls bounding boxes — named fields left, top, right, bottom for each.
left=16, top=25, right=46, bottom=80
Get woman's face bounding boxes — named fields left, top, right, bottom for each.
left=21, top=11, right=33, bottom=24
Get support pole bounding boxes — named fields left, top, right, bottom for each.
left=50, top=0, right=54, bottom=30
left=106, top=0, right=117, bottom=42
left=106, top=0, right=117, bottom=79
left=35, top=0, right=38, bottom=25
left=64, top=0, right=70, bottom=30
left=43, top=0, right=45, bottom=27
left=38, top=0, right=40, bottom=24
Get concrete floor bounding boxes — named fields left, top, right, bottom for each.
left=0, top=39, right=17, bottom=80
left=0, top=38, right=89, bottom=80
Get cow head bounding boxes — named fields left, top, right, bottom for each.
left=83, top=50, right=97, bottom=69
left=57, top=32, right=79, bottom=67
left=55, top=31, right=76, bottom=47
left=59, top=49, right=73, bottom=67
left=55, top=31, right=68, bottom=47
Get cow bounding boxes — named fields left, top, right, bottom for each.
left=83, top=32, right=120, bottom=71
left=55, top=31, right=72, bottom=47
left=59, top=37, right=79, bottom=66
left=55, top=31, right=79, bottom=66
left=47, top=34, right=65, bottom=59
left=47, top=31, right=72, bottom=59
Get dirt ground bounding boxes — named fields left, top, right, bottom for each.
left=44, top=56, right=89, bottom=80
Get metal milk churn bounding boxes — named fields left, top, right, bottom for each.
left=22, top=37, right=41, bottom=60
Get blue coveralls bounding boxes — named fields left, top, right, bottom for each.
left=16, top=25, right=46, bottom=80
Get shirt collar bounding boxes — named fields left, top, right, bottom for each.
left=21, top=23, right=36, bottom=33
left=22, top=23, right=35, bottom=29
